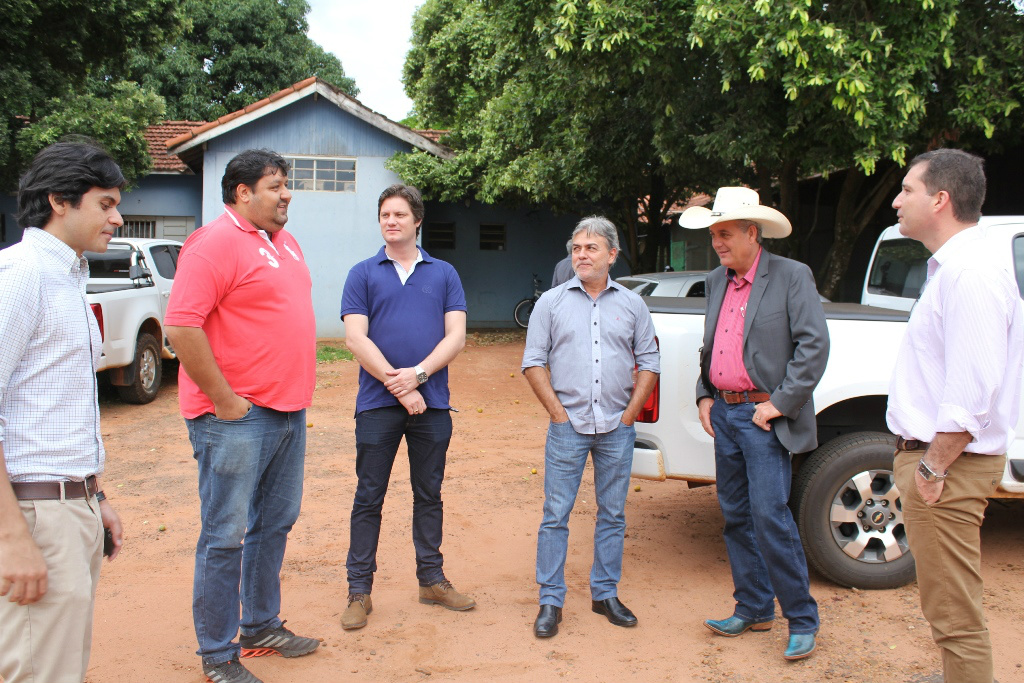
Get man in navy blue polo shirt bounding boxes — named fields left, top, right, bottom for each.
left=339, top=184, right=472, bottom=630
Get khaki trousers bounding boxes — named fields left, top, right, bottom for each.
left=0, top=498, right=104, bottom=683
left=894, top=451, right=1005, bottom=683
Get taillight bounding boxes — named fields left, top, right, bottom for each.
left=90, top=303, right=104, bottom=342
left=636, top=335, right=659, bottom=423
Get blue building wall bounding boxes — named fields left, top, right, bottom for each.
left=423, top=201, right=583, bottom=326
left=119, top=174, right=202, bottom=229
left=199, top=96, right=412, bottom=337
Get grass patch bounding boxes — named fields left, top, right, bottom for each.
left=316, top=345, right=353, bottom=364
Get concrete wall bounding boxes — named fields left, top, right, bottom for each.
left=119, top=174, right=203, bottom=238
left=423, top=200, right=589, bottom=327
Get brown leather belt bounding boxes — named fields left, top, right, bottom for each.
left=720, top=390, right=771, bottom=405
left=896, top=437, right=930, bottom=452
left=11, top=475, right=99, bottom=501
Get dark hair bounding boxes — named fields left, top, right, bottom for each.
left=378, top=184, right=425, bottom=234
left=909, top=148, right=986, bottom=223
left=221, top=149, right=290, bottom=204
left=16, top=140, right=125, bottom=229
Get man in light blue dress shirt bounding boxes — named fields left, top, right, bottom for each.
left=522, top=216, right=659, bottom=638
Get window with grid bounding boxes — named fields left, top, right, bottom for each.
left=425, top=222, right=456, bottom=250
left=284, top=156, right=356, bottom=192
left=120, top=219, right=156, bottom=238
left=479, top=223, right=506, bottom=251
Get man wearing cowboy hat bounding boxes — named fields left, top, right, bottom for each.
left=681, top=187, right=829, bottom=661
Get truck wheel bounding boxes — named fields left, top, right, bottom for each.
left=513, top=298, right=535, bottom=329
left=115, top=332, right=162, bottom=404
left=792, top=432, right=916, bottom=589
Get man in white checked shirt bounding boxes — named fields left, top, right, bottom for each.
left=887, top=148, right=1024, bottom=683
left=0, top=141, right=125, bottom=683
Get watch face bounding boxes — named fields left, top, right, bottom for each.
left=417, top=372, right=428, bottom=384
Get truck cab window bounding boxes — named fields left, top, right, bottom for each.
left=1012, top=234, right=1024, bottom=298
left=866, top=238, right=930, bottom=299
left=85, top=246, right=133, bottom=278
left=149, top=245, right=177, bottom=279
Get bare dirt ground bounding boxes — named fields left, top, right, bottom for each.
left=88, top=333, right=1024, bottom=683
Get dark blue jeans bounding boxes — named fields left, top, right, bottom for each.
left=347, top=406, right=452, bottom=593
left=186, top=406, right=306, bottom=665
left=710, top=398, right=819, bottom=635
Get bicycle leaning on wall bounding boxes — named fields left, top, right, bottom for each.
left=513, top=273, right=544, bottom=329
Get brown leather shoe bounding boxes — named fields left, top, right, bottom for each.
left=341, top=593, right=372, bottom=630
left=418, top=580, right=476, bottom=611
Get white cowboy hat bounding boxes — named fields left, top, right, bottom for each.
left=678, top=187, right=792, bottom=239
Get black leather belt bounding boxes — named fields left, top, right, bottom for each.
left=11, top=475, right=99, bottom=500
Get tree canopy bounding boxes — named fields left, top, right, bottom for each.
left=394, top=0, right=1024, bottom=287
left=1, top=0, right=356, bottom=188
left=124, top=0, right=358, bottom=122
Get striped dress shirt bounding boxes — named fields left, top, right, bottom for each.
left=887, top=226, right=1024, bottom=454
left=522, top=276, right=660, bottom=434
left=0, top=228, right=105, bottom=482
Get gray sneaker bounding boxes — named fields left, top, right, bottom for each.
left=203, top=657, right=263, bottom=683
left=239, top=621, right=320, bottom=658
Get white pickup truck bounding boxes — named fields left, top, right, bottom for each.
left=85, top=238, right=181, bottom=403
left=633, top=216, right=1024, bottom=591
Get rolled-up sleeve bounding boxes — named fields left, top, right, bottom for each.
left=521, top=292, right=553, bottom=371
left=632, top=298, right=660, bottom=374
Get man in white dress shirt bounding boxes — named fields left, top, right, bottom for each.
left=0, top=141, right=125, bottom=683
left=887, top=148, right=1024, bottom=683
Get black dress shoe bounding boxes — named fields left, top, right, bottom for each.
left=534, top=604, right=562, bottom=638
left=591, top=597, right=638, bottom=627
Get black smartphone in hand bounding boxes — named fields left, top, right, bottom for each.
left=103, top=528, right=114, bottom=557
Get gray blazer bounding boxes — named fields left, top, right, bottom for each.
left=697, top=249, right=829, bottom=454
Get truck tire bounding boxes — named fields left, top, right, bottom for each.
left=792, top=432, right=916, bottom=589
left=513, top=298, right=535, bottom=329
left=115, top=332, right=162, bottom=404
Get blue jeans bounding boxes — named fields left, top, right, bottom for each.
left=347, top=406, right=452, bottom=593
left=537, top=419, right=635, bottom=606
left=186, top=405, right=306, bottom=665
left=710, top=398, right=818, bottom=634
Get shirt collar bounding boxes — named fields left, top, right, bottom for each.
left=727, top=247, right=763, bottom=286
left=567, top=274, right=622, bottom=294
left=24, top=227, right=88, bottom=275
left=929, top=225, right=980, bottom=270
left=224, top=205, right=258, bottom=233
left=375, top=245, right=433, bottom=264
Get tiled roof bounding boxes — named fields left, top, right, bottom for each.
left=415, top=129, right=448, bottom=143
left=165, top=77, right=318, bottom=149
left=145, top=121, right=205, bottom=173
left=163, top=77, right=451, bottom=161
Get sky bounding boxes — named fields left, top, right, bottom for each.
left=305, top=0, right=424, bottom=122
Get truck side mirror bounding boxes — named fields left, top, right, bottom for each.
left=128, top=251, right=152, bottom=280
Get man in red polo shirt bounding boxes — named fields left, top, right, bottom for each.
left=165, top=149, right=318, bottom=683
left=680, top=187, right=829, bottom=662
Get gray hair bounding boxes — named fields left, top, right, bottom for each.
left=571, top=215, right=620, bottom=252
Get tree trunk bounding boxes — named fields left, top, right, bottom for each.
left=817, top=165, right=901, bottom=299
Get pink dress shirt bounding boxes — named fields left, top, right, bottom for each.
left=710, top=249, right=762, bottom=392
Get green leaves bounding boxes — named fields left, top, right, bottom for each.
left=15, top=82, right=166, bottom=186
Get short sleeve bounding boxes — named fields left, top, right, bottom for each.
left=340, top=262, right=370, bottom=318
left=443, top=264, right=468, bottom=313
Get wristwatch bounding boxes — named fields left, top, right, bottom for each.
left=414, top=365, right=428, bottom=385
left=917, top=458, right=948, bottom=482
